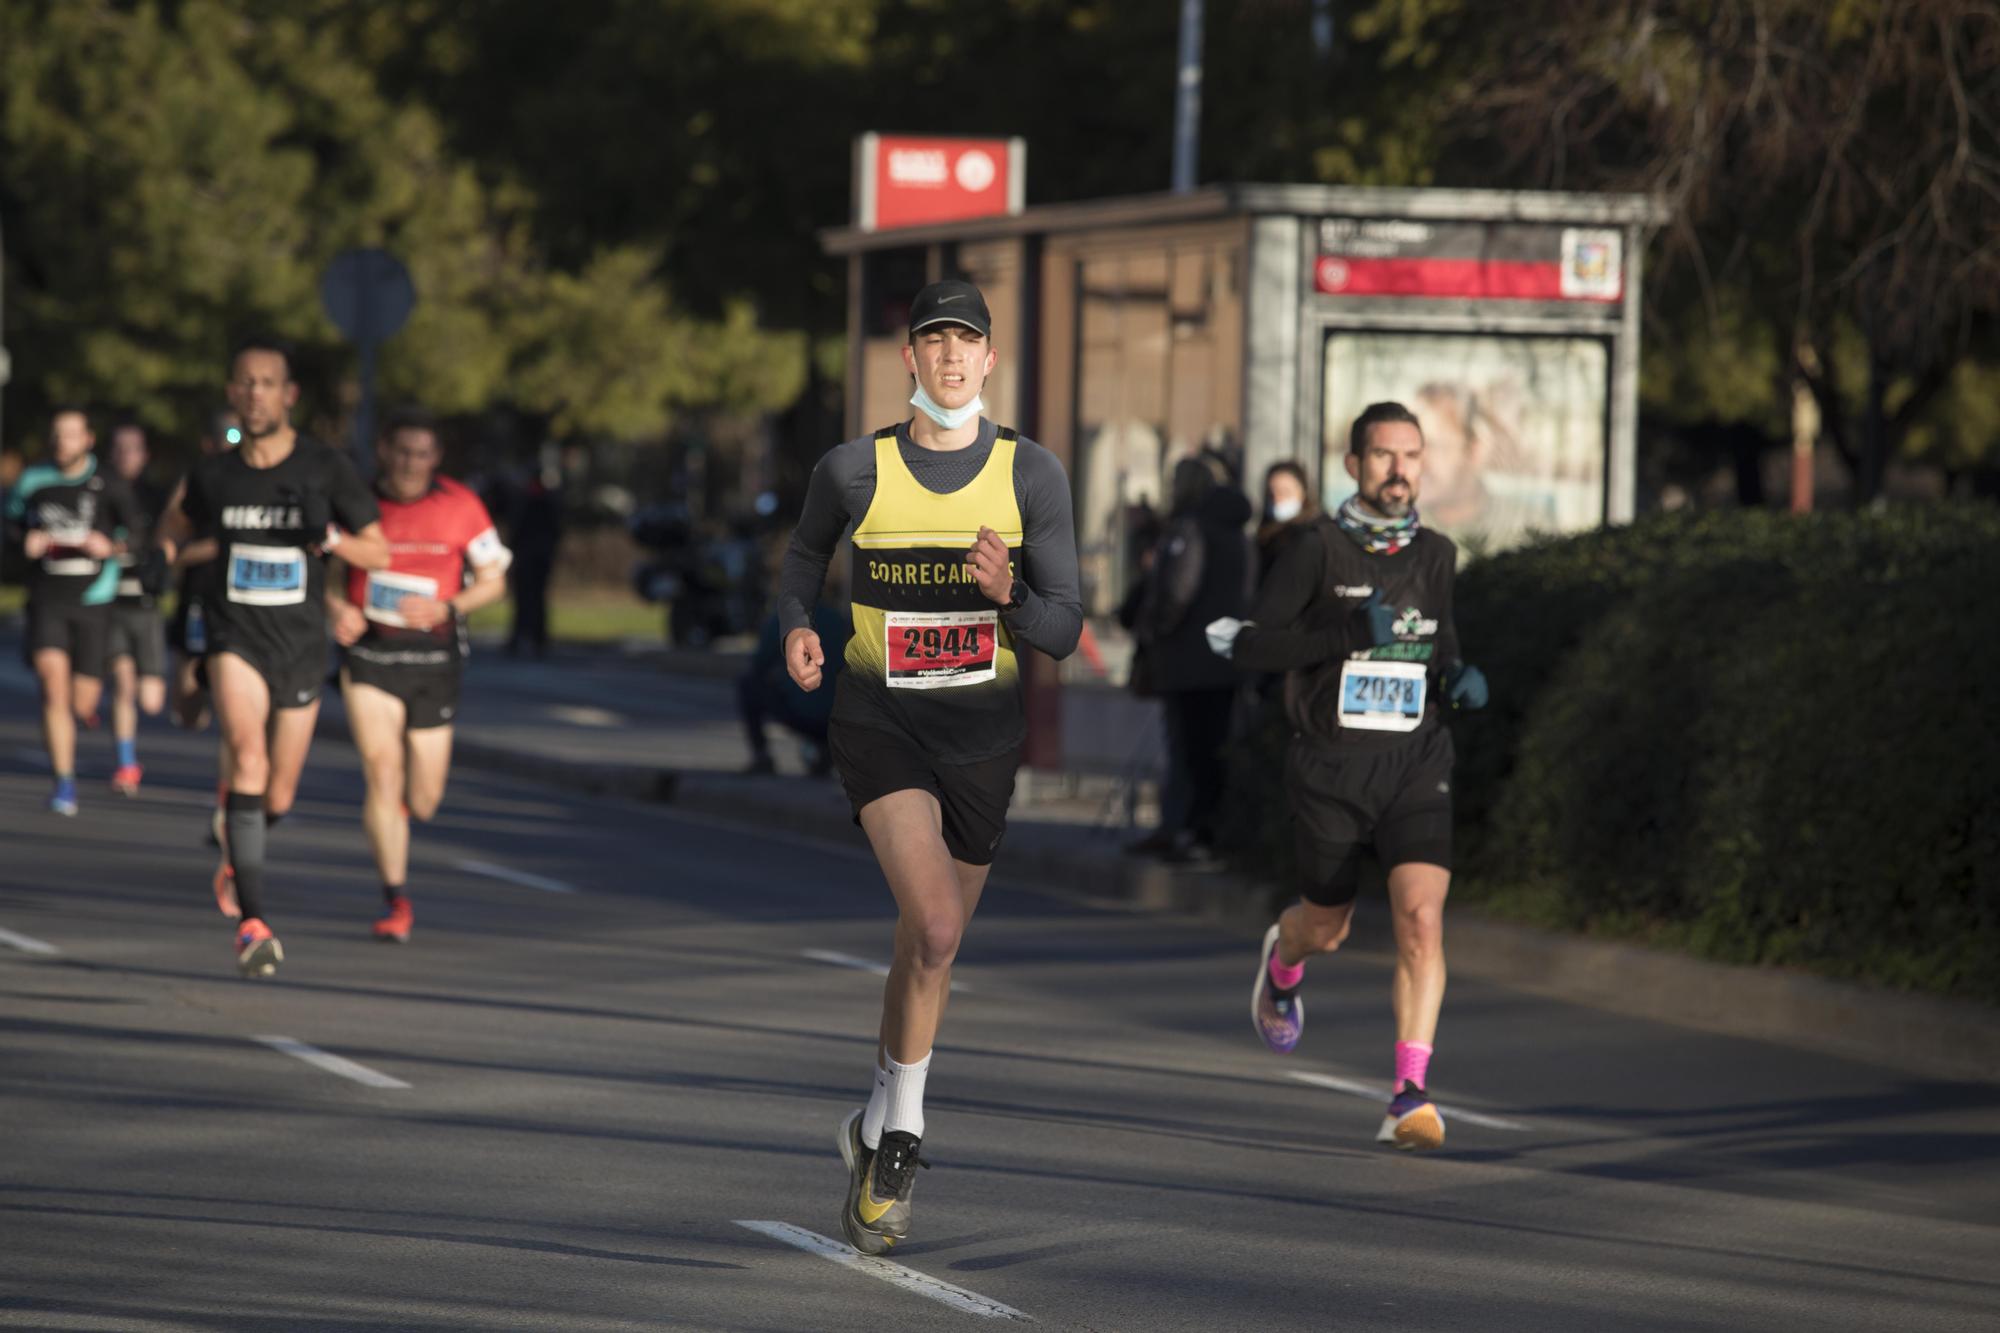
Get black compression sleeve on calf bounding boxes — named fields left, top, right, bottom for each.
left=226, top=791, right=269, bottom=923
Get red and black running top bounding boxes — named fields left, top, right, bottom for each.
left=346, top=476, right=508, bottom=649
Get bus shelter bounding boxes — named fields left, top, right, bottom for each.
left=821, top=183, right=1663, bottom=763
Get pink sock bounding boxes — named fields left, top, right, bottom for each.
left=1268, top=951, right=1305, bottom=991
left=1395, top=1041, right=1433, bottom=1090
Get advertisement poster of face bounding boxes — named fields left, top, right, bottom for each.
left=1321, top=332, right=1609, bottom=555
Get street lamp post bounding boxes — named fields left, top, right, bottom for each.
left=1172, top=0, right=1203, bottom=193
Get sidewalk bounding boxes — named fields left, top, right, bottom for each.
left=310, top=638, right=2000, bottom=1084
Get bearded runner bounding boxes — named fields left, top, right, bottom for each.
left=1233, top=400, right=1489, bottom=1151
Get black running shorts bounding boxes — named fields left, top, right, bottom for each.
left=24, top=599, right=109, bottom=677
left=1287, top=725, right=1455, bottom=907
left=106, top=603, right=168, bottom=678
left=829, top=720, right=1021, bottom=866
left=343, top=648, right=462, bottom=731
left=209, top=638, right=327, bottom=710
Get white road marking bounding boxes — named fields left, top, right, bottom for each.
left=735, top=1220, right=1030, bottom=1322
left=1286, top=1070, right=1529, bottom=1131
left=801, top=949, right=968, bottom=992
left=253, top=1036, right=411, bottom=1090
left=802, top=948, right=890, bottom=976
left=453, top=858, right=577, bottom=895
left=547, top=703, right=622, bottom=728
left=0, top=927, right=60, bottom=956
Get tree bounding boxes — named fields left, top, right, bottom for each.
left=0, top=0, right=798, bottom=457
left=1365, top=0, right=2000, bottom=500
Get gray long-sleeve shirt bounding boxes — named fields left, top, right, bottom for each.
left=777, top=418, right=1083, bottom=761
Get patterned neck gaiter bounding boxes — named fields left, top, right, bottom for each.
left=1334, top=494, right=1421, bottom=555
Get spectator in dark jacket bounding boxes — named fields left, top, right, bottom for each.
left=1256, top=460, right=1319, bottom=583
left=1126, top=455, right=1251, bottom=863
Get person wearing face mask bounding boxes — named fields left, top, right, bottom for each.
left=1231, top=401, right=1489, bottom=1152
left=775, top=279, right=1083, bottom=1256
left=1256, top=460, right=1319, bottom=583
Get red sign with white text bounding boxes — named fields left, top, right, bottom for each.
left=856, top=134, right=1025, bottom=232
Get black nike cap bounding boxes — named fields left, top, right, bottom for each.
left=908, top=280, right=992, bottom=338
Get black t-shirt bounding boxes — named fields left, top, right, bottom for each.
left=1233, top=519, right=1461, bottom=752
left=180, top=436, right=378, bottom=657
left=112, top=477, right=171, bottom=606
left=5, top=461, right=142, bottom=607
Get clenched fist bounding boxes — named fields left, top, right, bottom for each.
left=786, top=627, right=825, bottom=691
left=966, top=526, right=1013, bottom=605
left=330, top=600, right=368, bottom=646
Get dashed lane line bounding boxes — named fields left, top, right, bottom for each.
left=1286, top=1070, right=1529, bottom=1131
left=252, top=1036, right=411, bottom=1090
left=453, top=858, right=578, bottom=895
left=801, top=949, right=969, bottom=992
left=0, top=926, right=60, bottom=956
left=734, top=1220, right=1030, bottom=1322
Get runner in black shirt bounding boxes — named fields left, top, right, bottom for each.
left=103, top=422, right=172, bottom=796
left=156, top=338, right=390, bottom=978
left=1232, top=401, right=1488, bottom=1151
left=164, top=412, right=241, bottom=733
left=4, top=409, right=142, bottom=815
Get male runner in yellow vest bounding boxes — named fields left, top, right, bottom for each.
left=778, top=280, right=1082, bottom=1254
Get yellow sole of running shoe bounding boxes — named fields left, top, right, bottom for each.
left=1381, top=1104, right=1446, bottom=1151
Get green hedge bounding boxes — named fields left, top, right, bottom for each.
left=1223, top=506, right=2000, bottom=1004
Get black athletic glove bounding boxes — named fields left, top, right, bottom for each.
left=300, top=489, right=331, bottom=547
left=137, top=546, right=171, bottom=597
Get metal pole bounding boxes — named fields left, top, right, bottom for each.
left=0, top=211, right=9, bottom=459
left=355, top=339, right=379, bottom=477
left=1172, top=0, right=1203, bottom=193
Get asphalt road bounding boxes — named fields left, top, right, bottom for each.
left=1, top=671, right=1996, bottom=1330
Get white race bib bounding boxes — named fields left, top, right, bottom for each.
left=227, top=543, right=307, bottom=607
left=884, top=610, right=998, bottom=690
left=1337, top=658, right=1427, bottom=733
left=41, top=521, right=96, bottom=576
left=364, top=570, right=440, bottom=627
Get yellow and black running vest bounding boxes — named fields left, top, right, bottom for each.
left=845, top=428, right=1025, bottom=755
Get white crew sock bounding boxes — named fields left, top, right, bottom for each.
left=882, top=1050, right=932, bottom=1141
left=860, top=1059, right=890, bottom=1149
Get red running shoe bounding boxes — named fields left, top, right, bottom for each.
left=372, top=896, right=413, bottom=944
left=235, top=918, right=283, bottom=979
left=111, top=763, right=143, bottom=796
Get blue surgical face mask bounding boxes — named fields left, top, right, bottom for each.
left=911, top=384, right=984, bottom=430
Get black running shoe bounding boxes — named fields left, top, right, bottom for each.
left=836, top=1109, right=893, bottom=1256
left=856, top=1129, right=927, bottom=1241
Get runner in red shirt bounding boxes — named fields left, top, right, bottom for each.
left=327, top=410, right=510, bottom=943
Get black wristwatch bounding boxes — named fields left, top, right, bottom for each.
left=1003, top=578, right=1029, bottom=612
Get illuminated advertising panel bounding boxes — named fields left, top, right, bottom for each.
left=1322, top=332, right=1609, bottom=555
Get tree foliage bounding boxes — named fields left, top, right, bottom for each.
left=1360, top=0, right=2000, bottom=493
left=0, top=0, right=801, bottom=454
left=4, top=0, right=1995, bottom=494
